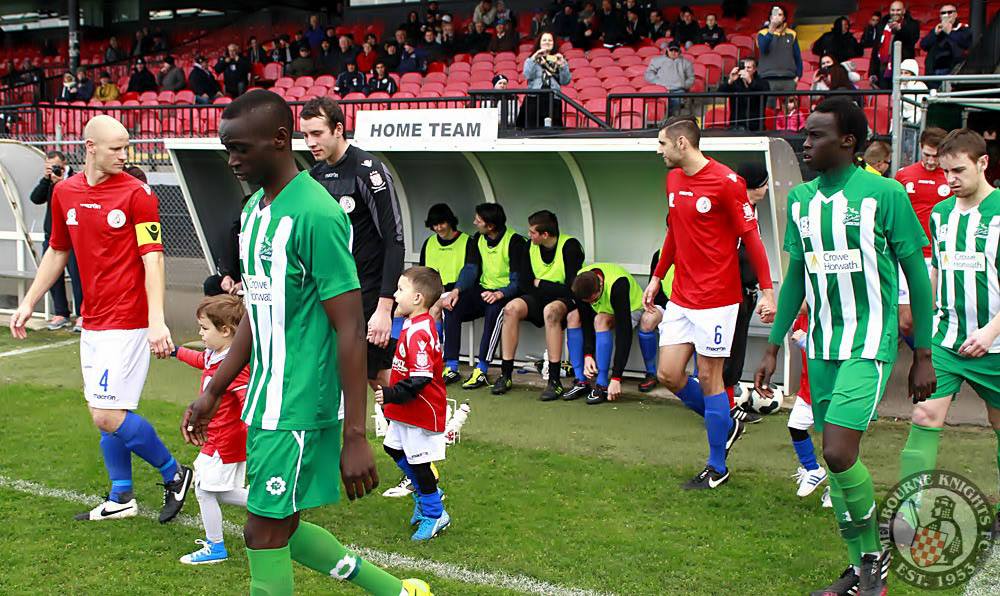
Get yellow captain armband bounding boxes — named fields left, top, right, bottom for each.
left=136, top=222, right=163, bottom=246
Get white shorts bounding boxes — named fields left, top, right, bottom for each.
left=383, top=421, right=446, bottom=465
left=194, top=450, right=247, bottom=492
left=80, top=328, right=150, bottom=410
left=787, top=396, right=815, bottom=431
left=898, top=258, right=933, bottom=305
left=658, top=301, right=740, bottom=357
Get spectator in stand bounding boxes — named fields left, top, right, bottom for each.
left=401, top=11, right=423, bottom=41
left=335, top=35, right=361, bottom=73
left=369, top=62, right=398, bottom=95
left=128, top=58, right=158, bottom=93
left=489, top=21, right=519, bottom=54
left=326, top=27, right=338, bottom=42
left=316, top=38, right=339, bottom=74
left=757, top=4, right=802, bottom=107
left=899, top=58, right=928, bottom=124
left=860, top=11, right=882, bottom=48
left=365, top=32, right=379, bottom=48
left=305, top=14, right=325, bottom=49
left=812, top=54, right=861, bottom=90
left=717, top=57, right=770, bottom=131
left=421, top=29, right=446, bottom=63
left=388, top=28, right=408, bottom=54
left=335, top=61, right=367, bottom=95
left=597, top=0, right=626, bottom=48
left=671, top=6, right=701, bottom=49
left=531, top=11, right=551, bottom=39
left=95, top=71, right=120, bottom=102
left=699, top=14, right=726, bottom=48
left=573, top=13, right=599, bottom=50
left=151, top=32, right=169, bottom=53
left=553, top=5, right=577, bottom=40
left=356, top=41, right=379, bottom=74
left=270, top=35, right=295, bottom=67
left=246, top=36, right=268, bottom=65
left=775, top=95, right=806, bottom=131
left=426, top=0, right=441, bottom=22
left=289, top=30, right=309, bottom=55
left=466, top=21, right=492, bottom=54
left=812, top=17, right=862, bottom=63
left=58, top=72, right=78, bottom=102
left=520, top=32, right=571, bottom=127
left=131, top=29, right=153, bottom=57
left=157, top=56, right=186, bottom=92
left=398, top=40, right=427, bottom=74
left=474, top=0, right=498, bottom=27
left=647, top=11, right=668, bottom=41
left=287, top=46, right=317, bottom=78
left=579, top=1, right=596, bottom=21
left=496, top=1, right=516, bottom=27
left=75, top=67, right=95, bottom=102
left=440, top=17, right=461, bottom=55
left=623, top=9, right=647, bottom=46
left=919, top=4, right=971, bottom=78
left=381, top=42, right=402, bottom=72
left=105, top=36, right=126, bottom=63
left=215, top=44, right=251, bottom=98
left=623, top=0, right=647, bottom=22
left=814, top=64, right=858, bottom=103
left=189, top=55, right=223, bottom=104
left=644, top=41, right=694, bottom=114
left=869, top=1, right=921, bottom=89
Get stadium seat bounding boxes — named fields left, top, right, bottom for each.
left=602, top=76, right=631, bottom=89
left=450, top=62, right=471, bottom=73
left=305, top=85, right=329, bottom=98
left=563, top=48, right=585, bottom=60
left=613, top=111, right=644, bottom=129
left=400, top=83, right=422, bottom=95
left=697, top=53, right=724, bottom=86
left=686, top=44, right=712, bottom=59
left=448, top=71, right=471, bottom=83
left=597, top=66, right=626, bottom=80
left=294, top=76, right=315, bottom=88
left=471, top=53, right=493, bottom=63
left=579, top=87, right=606, bottom=101
left=590, top=56, right=614, bottom=68
left=274, top=77, right=294, bottom=89
left=611, top=46, right=636, bottom=58
left=618, top=55, right=643, bottom=67
left=418, top=90, right=442, bottom=98
left=730, top=35, right=755, bottom=59
left=865, top=106, right=891, bottom=135
left=470, top=62, right=495, bottom=73
left=157, top=91, right=175, bottom=104
left=703, top=104, right=730, bottom=128
left=285, top=86, right=307, bottom=99
left=174, top=90, right=195, bottom=104
left=608, top=85, right=635, bottom=96
left=496, top=51, right=516, bottom=62
left=574, top=66, right=598, bottom=79
left=422, top=82, right=445, bottom=95
left=626, top=64, right=648, bottom=78
left=315, top=75, right=336, bottom=88
left=589, top=47, right=611, bottom=58
left=343, top=92, right=367, bottom=101
left=576, top=76, right=603, bottom=88
left=637, top=46, right=661, bottom=58
left=714, top=43, right=739, bottom=73
left=139, top=91, right=158, bottom=102
left=427, top=62, right=447, bottom=73
left=443, top=85, right=469, bottom=96
left=401, top=72, right=423, bottom=85
left=425, top=72, right=447, bottom=84
left=452, top=53, right=471, bottom=63
left=368, top=92, right=391, bottom=100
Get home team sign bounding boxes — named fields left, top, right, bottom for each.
left=354, top=108, right=499, bottom=151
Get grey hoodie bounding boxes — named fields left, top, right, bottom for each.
left=643, top=55, right=694, bottom=91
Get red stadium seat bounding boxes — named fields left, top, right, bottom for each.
left=579, top=87, right=606, bottom=101
left=686, top=44, right=712, bottom=58
left=422, top=82, right=445, bottom=95
left=449, top=62, right=471, bottom=73
left=400, top=72, right=423, bottom=84
left=471, top=53, right=493, bottom=63
left=697, top=53, right=724, bottom=86
left=626, top=64, right=648, bottom=78
left=452, top=53, right=471, bottom=63
left=448, top=71, right=471, bottom=83
left=608, top=85, right=635, bottom=95
left=590, top=56, right=614, bottom=68
left=174, top=90, right=195, bottom=104
left=368, top=92, right=391, bottom=100
left=470, top=61, right=495, bottom=73
left=617, top=55, right=643, bottom=67
left=597, top=66, right=626, bottom=80
left=574, top=66, right=598, bottom=79
left=139, top=91, right=158, bottom=102
left=865, top=106, right=891, bottom=135
left=637, top=46, right=661, bottom=58
left=713, top=43, right=739, bottom=73
left=589, top=48, right=611, bottom=58
left=285, top=86, right=307, bottom=99
left=274, top=77, right=294, bottom=89
left=343, top=92, right=367, bottom=100
left=730, top=35, right=755, bottom=59
left=400, top=83, right=422, bottom=95
left=294, top=76, right=315, bottom=88
left=702, top=104, right=730, bottom=128
left=602, top=76, right=630, bottom=88
left=611, top=46, right=636, bottom=57
left=315, top=75, right=336, bottom=88
left=576, top=76, right=603, bottom=88
left=427, top=61, right=447, bottom=73
left=425, top=72, right=447, bottom=84
left=157, top=91, right=175, bottom=104
left=305, top=85, right=329, bottom=98
left=418, top=90, right=441, bottom=98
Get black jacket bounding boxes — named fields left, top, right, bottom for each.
left=717, top=74, right=770, bottom=131
left=189, top=65, right=220, bottom=97
left=868, top=14, right=921, bottom=81
left=215, top=55, right=251, bottom=95
left=128, top=68, right=158, bottom=93
left=368, top=75, right=398, bottom=95
left=29, top=167, right=74, bottom=235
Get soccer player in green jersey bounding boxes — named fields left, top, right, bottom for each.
left=182, top=90, right=429, bottom=596
left=897, top=129, right=1000, bottom=531
left=755, top=98, right=937, bottom=596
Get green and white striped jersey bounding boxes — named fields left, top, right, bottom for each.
left=930, top=189, right=1000, bottom=353
left=239, top=171, right=360, bottom=431
left=784, top=166, right=927, bottom=362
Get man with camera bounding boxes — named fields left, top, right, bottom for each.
left=919, top=4, right=971, bottom=80
left=717, top=57, right=770, bottom=132
left=214, top=44, right=251, bottom=98
left=29, top=150, right=82, bottom=331
left=869, top=1, right=921, bottom=89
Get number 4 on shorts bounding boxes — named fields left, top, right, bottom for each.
left=99, top=369, right=109, bottom=392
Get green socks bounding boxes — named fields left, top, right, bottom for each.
left=995, top=429, right=1000, bottom=511
left=826, top=476, right=862, bottom=567
left=899, top=423, right=942, bottom=482
left=289, top=521, right=404, bottom=595
left=830, top=460, right=881, bottom=557
left=247, top=546, right=294, bottom=596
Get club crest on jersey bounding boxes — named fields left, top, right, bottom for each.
left=369, top=170, right=385, bottom=188
left=842, top=207, right=861, bottom=226
left=727, top=172, right=738, bottom=183
left=905, top=182, right=916, bottom=194
left=259, top=237, right=272, bottom=261
left=976, top=222, right=991, bottom=239
left=937, top=184, right=951, bottom=197
left=107, top=209, right=126, bottom=229
left=415, top=340, right=429, bottom=368
left=339, top=196, right=356, bottom=213
left=798, top=216, right=810, bottom=236
left=66, top=208, right=78, bottom=226
left=937, top=224, right=949, bottom=240
left=742, top=203, right=755, bottom=221
left=695, top=196, right=712, bottom=213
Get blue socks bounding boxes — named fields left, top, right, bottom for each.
left=567, top=327, right=586, bottom=383
left=391, top=453, right=420, bottom=488
left=476, top=358, right=489, bottom=374
left=704, top=391, right=732, bottom=473
left=793, top=437, right=820, bottom=471
left=446, top=359, right=459, bottom=371
left=418, top=489, right=443, bottom=519
left=595, top=330, right=612, bottom=387
left=114, top=411, right=178, bottom=483
left=100, top=431, right=133, bottom=503
left=638, top=330, right=658, bottom=375
left=676, top=376, right=706, bottom=416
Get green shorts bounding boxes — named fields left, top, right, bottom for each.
left=246, top=424, right=342, bottom=519
left=806, top=358, right=892, bottom=432
left=929, top=345, right=1000, bottom=409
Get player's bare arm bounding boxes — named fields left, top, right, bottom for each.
left=8, top=247, right=71, bottom=339
left=899, top=251, right=937, bottom=402
left=182, top=314, right=252, bottom=446
left=322, top=288, right=379, bottom=500
left=368, top=296, right=394, bottom=348
left=755, top=255, right=806, bottom=396
left=644, top=229, right=675, bottom=310
left=141, top=251, right=174, bottom=358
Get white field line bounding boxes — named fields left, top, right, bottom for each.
left=0, top=475, right=610, bottom=596
left=0, top=339, right=78, bottom=359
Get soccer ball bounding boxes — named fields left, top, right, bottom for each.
left=734, top=382, right=751, bottom=408
left=748, top=384, right=784, bottom=415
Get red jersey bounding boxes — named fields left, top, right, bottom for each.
left=894, top=162, right=949, bottom=258
left=656, top=158, right=758, bottom=309
left=383, top=312, right=448, bottom=432
left=48, top=172, right=164, bottom=330
left=792, top=313, right=810, bottom=405
left=177, top=347, right=250, bottom=463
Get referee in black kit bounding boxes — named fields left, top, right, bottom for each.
left=300, top=96, right=406, bottom=389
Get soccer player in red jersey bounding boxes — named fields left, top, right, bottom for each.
left=642, top=117, right=776, bottom=489
left=9, top=115, right=192, bottom=523
left=894, top=127, right=949, bottom=340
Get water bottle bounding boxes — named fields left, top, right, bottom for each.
left=445, top=402, right=471, bottom=444
left=544, top=116, right=553, bottom=128
left=373, top=403, right=388, bottom=437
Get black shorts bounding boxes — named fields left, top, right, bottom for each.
left=363, top=291, right=397, bottom=380
left=520, top=294, right=574, bottom=328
